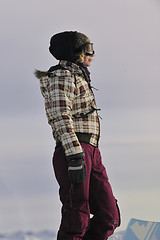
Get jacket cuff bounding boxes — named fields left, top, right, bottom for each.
left=66, top=152, right=84, bottom=161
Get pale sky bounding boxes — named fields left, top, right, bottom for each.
left=0, top=0, right=160, bottom=233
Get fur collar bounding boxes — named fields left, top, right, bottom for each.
left=34, top=61, right=83, bottom=79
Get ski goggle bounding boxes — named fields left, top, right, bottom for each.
left=83, top=43, right=95, bottom=56
left=75, top=43, right=95, bottom=56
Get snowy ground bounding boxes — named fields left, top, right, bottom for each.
left=0, top=230, right=124, bottom=240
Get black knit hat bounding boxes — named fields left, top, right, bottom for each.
left=49, top=31, right=89, bottom=62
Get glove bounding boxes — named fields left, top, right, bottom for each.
left=67, top=153, right=86, bottom=184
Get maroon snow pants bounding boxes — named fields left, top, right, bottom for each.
left=52, top=143, right=120, bottom=240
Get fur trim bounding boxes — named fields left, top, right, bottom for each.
left=34, top=69, right=49, bottom=79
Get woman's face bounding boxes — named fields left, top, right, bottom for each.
left=83, top=55, right=94, bottom=67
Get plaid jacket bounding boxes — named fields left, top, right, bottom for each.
left=35, top=60, right=100, bottom=157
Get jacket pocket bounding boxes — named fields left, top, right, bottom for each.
left=72, top=106, right=96, bottom=119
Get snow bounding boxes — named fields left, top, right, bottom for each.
left=0, top=230, right=124, bottom=240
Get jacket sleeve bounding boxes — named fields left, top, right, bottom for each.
left=41, top=70, right=83, bottom=157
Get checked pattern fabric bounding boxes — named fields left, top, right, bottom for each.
left=38, top=61, right=100, bottom=157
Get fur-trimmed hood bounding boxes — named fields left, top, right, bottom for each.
left=34, top=69, right=49, bottom=79
left=34, top=61, right=85, bottom=80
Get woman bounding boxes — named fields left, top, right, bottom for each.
left=35, top=31, right=120, bottom=240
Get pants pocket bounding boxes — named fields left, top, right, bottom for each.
left=60, top=201, right=90, bottom=233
